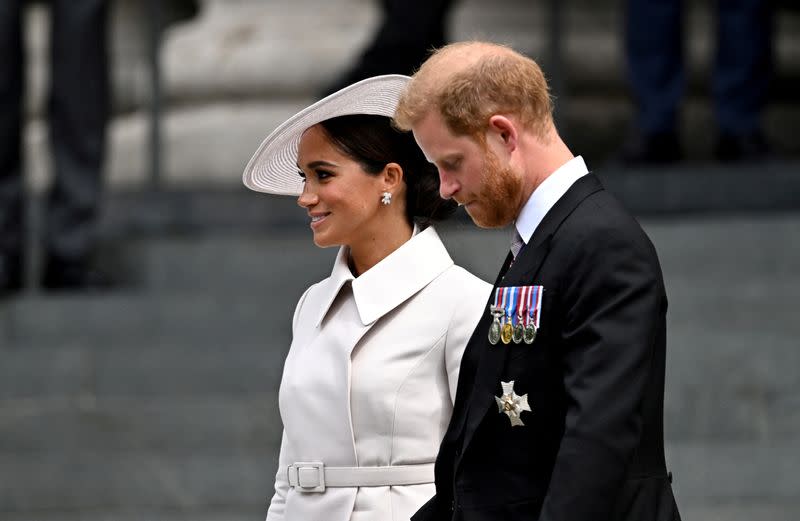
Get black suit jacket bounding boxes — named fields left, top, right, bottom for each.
left=413, top=174, right=681, bottom=521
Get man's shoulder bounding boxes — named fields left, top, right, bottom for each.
left=562, top=185, right=647, bottom=238
left=550, top=186, right=660, bottom=266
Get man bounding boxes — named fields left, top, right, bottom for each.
left=394, top=41, right=681, bottom=521
left=321, top=0, right=454, bottom=97
left=0, top=0, right=109, bottom=295
left=619, top=0, right=772, bottom=164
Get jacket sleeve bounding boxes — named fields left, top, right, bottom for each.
left=266, top=285, right=314, bottom=521
left=445, top=271, right=492, bottom=403
left=538, top=226, right=665, bottom=521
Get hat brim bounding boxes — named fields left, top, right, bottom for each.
left=242, top=74, right=412, bottom=196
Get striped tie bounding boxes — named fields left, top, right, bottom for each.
left=510, top=230, right=524, bottom=259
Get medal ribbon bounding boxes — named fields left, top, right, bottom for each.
left=516, top=285, right=528, bottom=327
left=493, top=287, right=504, bottom=310
left=494, top=286, right=543, bottom=327
left=527, top=285, right=543, bottom=328
left=504, top=286, right=517, bottom=324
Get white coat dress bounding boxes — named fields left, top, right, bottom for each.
left=266, top=226, right=491, bottom=521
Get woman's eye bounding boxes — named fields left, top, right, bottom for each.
left=297, top=170, right=306, bottom=182
left=316, top=170, right=332, bottom=180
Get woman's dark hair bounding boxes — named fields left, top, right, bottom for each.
left=318, top=114, right=458, bottom=225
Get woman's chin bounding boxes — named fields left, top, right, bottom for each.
left=311, top=232, right=336, bottom=249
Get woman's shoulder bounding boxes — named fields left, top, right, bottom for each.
left=436, top=264, right=493, bottom=299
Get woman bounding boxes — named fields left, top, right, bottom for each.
left=242, top=75, right=490, bottom=521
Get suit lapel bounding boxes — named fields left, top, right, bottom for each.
left=457, top=173, right=605, bottom=457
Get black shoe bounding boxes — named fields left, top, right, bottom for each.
left=613, top=131, right=682, bottom=167
left=0, top=255, right=23, bottom=297
left=41, top=254, right=111, bottom=292
left=714, top=131, right=771, bottom=162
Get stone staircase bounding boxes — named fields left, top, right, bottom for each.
left=3, top=216, right=800, bottom=520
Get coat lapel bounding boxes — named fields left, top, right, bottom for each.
left=458, top=173, right=605, bottom=456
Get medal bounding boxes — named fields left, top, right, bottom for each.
left=512, top=285, right=528, bottom=344
left=523, top=285, right=542, bottom=344
left=489, top=285, right=543, bottom=346
left=500, top=286, right=516, bottom=344
left=488, top=287, right=509, bottom=345
left=513, top=313, right=524, bottom=344
left=523, top=315, right=538, bottom=344
left=495, top=380, right=532, bottom=427
left=501, top=313, right=513, bottom=344
left=488, top=305, right=503, bottom=345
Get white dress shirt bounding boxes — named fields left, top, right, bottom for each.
left=514, top=156, right=589, bottom=245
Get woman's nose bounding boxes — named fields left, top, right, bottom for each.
left=297, top=185, right=317, bottom=208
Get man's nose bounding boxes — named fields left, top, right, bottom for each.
left=438, top=170, right=459, bottom=199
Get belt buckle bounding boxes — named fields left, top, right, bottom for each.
left=290, top=461, right=326, bottom=493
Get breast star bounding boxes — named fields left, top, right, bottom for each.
left=495, top=380, right=531, bottom=427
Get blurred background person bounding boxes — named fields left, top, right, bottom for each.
left=0, top=0, right=110, bottom=296
left=618, top=0, right=774, bottom=165
left=321, top=0, right=455, bottom=96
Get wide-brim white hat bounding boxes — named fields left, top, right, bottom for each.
left=242, top=74, right=412, bottom=196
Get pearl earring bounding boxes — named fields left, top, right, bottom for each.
left=381, top=192, right=392, bottom=205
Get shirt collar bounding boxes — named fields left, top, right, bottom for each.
left=313, top=225, right=453, bottom=327
left=515, top=156, right=588, bottom=244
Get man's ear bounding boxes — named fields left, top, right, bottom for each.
left=488, top=115, right=518, bottom=153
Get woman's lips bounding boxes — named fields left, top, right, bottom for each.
left=309, top=213, right=330, bottom=229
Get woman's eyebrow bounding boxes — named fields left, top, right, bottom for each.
left=299, top=160, right=339, bottom=169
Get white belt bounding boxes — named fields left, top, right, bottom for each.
left=287, top=461, right=435, bottom=493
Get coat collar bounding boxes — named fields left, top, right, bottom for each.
left=312, top=226, right=454, bottom=327
left=503, top=173, right=604, bottom=284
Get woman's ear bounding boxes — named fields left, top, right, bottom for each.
left=381, top=162, right=405, bottom=192
left=488, top=115, right=518, bottom=153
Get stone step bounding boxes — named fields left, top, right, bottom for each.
left=667, top=443, right=800, bottom=501
left=1, top=512, right=258, bottom=521
left=0, top=341, right=287, bottom=399
left=0, top=293, right=296, bottom=350
left=22, top=99, right=800, bottom=193
left=672, top=502, right=800, bottom=521
left=0, top=450, right=273, bottom=512
left=2, top=504, right=799, bottom=521
left=0, top=395, right=280, bottom=451
left=1, top=443, right=797, bottom=512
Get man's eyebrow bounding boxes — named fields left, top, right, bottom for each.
left=440, top=154, right=463, bottom=164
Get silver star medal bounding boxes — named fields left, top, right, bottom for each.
left=495, top=380, right=531, bottom=427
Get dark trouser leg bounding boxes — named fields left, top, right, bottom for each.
left=713, top=0, right=773, bottom=135
left=362, top=0, right=453, bottom=73
left=322, top=0, right=454, bottom=95
left=0, top=0, right=24, bottom=291
left=625, top=0, right=685, bottom=134
left=45, top=0, right=109, bottom=263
